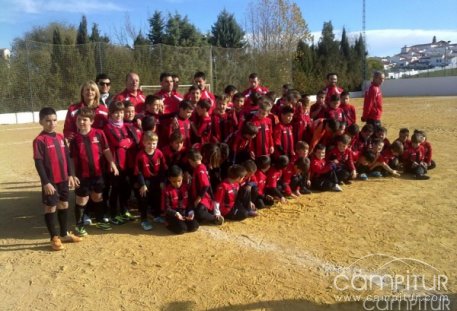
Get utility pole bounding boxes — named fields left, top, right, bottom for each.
left=362, top=0, right=367, bottom=91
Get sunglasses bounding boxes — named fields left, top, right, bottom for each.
left=98, top=82, right=111, bottom=86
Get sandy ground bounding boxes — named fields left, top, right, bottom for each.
left=0, top=96, right=456, bottom=311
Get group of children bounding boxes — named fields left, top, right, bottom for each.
left=33, top=74, right=435, bottom=251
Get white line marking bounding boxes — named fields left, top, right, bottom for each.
left=0, top=140, right=31, bottom=146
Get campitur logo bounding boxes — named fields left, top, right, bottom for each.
left=331, top=254, right=451, bottom=311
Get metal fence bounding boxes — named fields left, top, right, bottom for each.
left=0, top=42, right=294, bottom=113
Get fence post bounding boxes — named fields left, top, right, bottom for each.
left=25, top=41, right=35, bottom=121
left=209, top=45, right=214, bottom=93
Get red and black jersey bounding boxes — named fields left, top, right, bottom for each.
left=309, top=155, right=332, bottom=181
left=403, top=144, right=425, bottom=169
left=351, top=133, right=372, bottom=155
left=249, top=115, right=274, bottom=157
left=134, top=149, right=167, bottom=180
left=422, top=141, right=433, bottom=164
left=192, top=115, right=212, bottom=145
left=70, top=128, right=109, bottom=179
left=161, top=183, right=189, bottom=214
left=63, top=102, right=108, bottom=139
left=292, top=107, right=312, bottom=142
left=172, top=116, right=192, bottom=149
left=325, top=107, right=345, bottom=123
left=254, top=170, right=267, bottom=195
left=265, top=167, right=283, bottom=189
left=231, top=131, right=252, bottom=156
left=274, top=122, right=294, bottom=158
left=242, top=86, right=269, bottom=106
left=33, top=132, right=70, bottom=184
left=326, top=147, right=356, bottom=172
left=155, top=89, right=183, bottom=116
left=191, top=163, right=213, bottom=210
left=381, top=148, right=396, bottom=163
left=113, top=89, right=146, bottom=114
left=323, top=85, right=343, bottom=105
left=211, top=111, right=237, bottom=143
left=340, top=103, right=356, bottom=127
left=125, top=123, right=143, bottom=170
left=310, top=102, right=326, bottom=120
left=161, top=145, right=187, bottom=168
left=214, top=179, right=239, bottom=216
left=103, top=123, right=132, bottom=171
left=281, top=162, right=295, bottom=196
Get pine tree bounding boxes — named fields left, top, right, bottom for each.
left=76, top=15, right=89, bottom=58
left=148, top=11, right=165, bottom=44
left=340, top=27, right=351, bottom=60
left=50, top=28, right=63, bottom=74
left=210, top=9, right=245, bottom=48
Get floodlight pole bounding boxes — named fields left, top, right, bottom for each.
left=362, top=0, right=367, bottom=91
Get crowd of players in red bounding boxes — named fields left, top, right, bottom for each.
left=33, top=70, right=435, bottom=250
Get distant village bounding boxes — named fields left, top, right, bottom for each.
left=378, top=38, right=456, bottom=79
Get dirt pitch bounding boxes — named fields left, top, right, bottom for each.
left=0, top=96, right=456, bottom=311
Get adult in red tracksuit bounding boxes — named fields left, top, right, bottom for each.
left=112, top=72, right=146, bottom=114
left=362, top=71, right=385, bottom=128
left=241, top=73, right=269, bottom=107
left=323, top=73, right=344, bottom=106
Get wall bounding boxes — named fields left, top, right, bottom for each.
left=380, top=76, right=457, bottom=97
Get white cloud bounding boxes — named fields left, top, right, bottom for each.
left=14, top=0, right=124, bottom=14
left=312, top=29, right=457, bottom=57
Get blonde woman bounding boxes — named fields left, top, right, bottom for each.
left=63, top=80, right=108, bottom=140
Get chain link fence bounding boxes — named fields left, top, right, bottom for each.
left=0, top=42, right=294, bottom=113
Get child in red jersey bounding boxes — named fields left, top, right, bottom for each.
left=70, top=108, right=119, bottom=237
left=249, top=98, right=274, bottom=158
left=212, top=95, right=238, bottom=143
left=191, top=99, right=212, bottom=145
left=374, top=126, right=390, bottom=152
left=326, top=135, right=357, bottom=184
left=232, top=93, right=246, bottom=124
left=381, top=140, right=404, bottom=171
left=402, top=132, right=430, bottom=180
left=188, top=149, right=224, bottom=225
left=104, top=101, right=135, bottom=225
left=254, top=155, right=275, bottom=208
left=162, top=132, right=187, bottom=169
left=414, top=130, right=436, bottom=170
left=171, top=100, right=194, bottom=150
left=33, top=107, right=82, bottom=251
left=274, top=106, right=295, bottom=159
left=265, top=155, right=289, bottom=203
left=214, top=165, right=257, bottom=221
left=310, top=90, right=326, bottom=120
left=309, top=144, right=342, bottom=192
left=394, top=128, right=411, bottom=150
left=281, top=156, right=311, bottom=197
left=339, top=91, right=356, bottom=127
left=135, top=131, right=168, bottom=230
left=351, top=123, right=374, bottom=161
left=161, top=165, right=199, bottom=234
left=325, top=94, right=345, bottom=123
left=230, top=121, right=258, bottom=164
left=292, top=94, right=312, bottom=143
left=367, top=138, right=401, bottom=177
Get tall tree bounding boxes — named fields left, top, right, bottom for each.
left=163, top=13, right=205, bottom=47
left=50, top=28, right=63, bottom=74
left=247, top=0, right=310, bottom=52
left=148, top=11, right=165, bottom=44
left=89, top=23, right=110, bottom=43
left=340, top=27, right=351, bottom=60
left=76, top=15, right=89, bottom=58
left=210, top=9, right=245, bottom=48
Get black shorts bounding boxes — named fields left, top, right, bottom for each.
left=75, top=176, right=104, bottom=197
left=42, top=181, right=69, bottom=207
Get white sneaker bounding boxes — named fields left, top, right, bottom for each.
left=332, top=184, right=343, bottom=192
left=83, top=214, right=92, bottom=225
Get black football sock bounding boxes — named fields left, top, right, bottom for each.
left=44, top=212, right=58, bottom=239
left=74, top=204, right=85, bottom=226
left=57, top=208, right=69, bottom=236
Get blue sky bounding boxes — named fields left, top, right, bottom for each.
left=1, top=0, right=456, bottom=57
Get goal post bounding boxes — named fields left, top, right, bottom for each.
left=140, top=84, right=211, bottom=95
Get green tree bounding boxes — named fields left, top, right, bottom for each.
left=76, top=15, right=89, bottom=58
left=50, top=28, right=63, bottom=75
left=148, top=11, right=165, bottom=44
left=340, top=27, right=350, bottom=60
left=163, top=13, right=206, bottom=47
left=210, top=9, right=245, bottom=48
